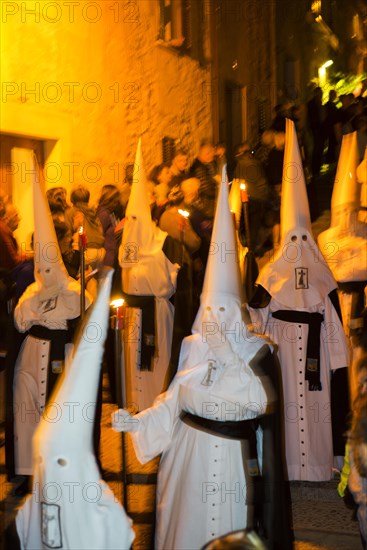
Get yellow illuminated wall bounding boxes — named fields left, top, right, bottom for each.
left=0, top=0, right=213, bottom=214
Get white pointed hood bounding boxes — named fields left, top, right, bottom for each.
left=280, top=119, right=312, bottom=240
left=257, top=119, right=337, bottom=308
left=199, top=165, right=242, bottom=302
left=37, top=269, right=112, bottom=450
left=14, top=158, right=88, bottom=333
left=330, top=132, right=359, bottom=226
left=190, top=166, right=265, bottom=362
left=16, top=270, right=135, bottom=550
left=318, top=135, right=367, bottom=283
left=120, top=138, right=178, bottom=297
left=32, top=157, right=69, bottom=290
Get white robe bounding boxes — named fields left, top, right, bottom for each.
left=13, top=280, right=86, bottom=474
left=123, top=297, right=174, bottom=410
left=120, top=236, right=178, bottom=411
left=248, top=295, right=349, bottom=481
left=130, top=336, right=268, bottom=550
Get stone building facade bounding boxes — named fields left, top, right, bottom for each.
left=211, top=0, right=277, bottom=151
left=0, top=0, right=277, bottom=243
left=0, top=0, right=213, bottom=241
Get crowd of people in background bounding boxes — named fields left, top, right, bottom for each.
left=1, top=88, right=367, bottom=373
left=0, top=85, right=366, bottom=344
left=2, top=85, right=367, bottom=295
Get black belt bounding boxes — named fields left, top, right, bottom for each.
left=122, top=293, right=155, bottom=371
left=272, top=310, right=324, bottom=391
left=180, top=411, right=259, bottom=467
left=29, top=325, right=70, bottom=363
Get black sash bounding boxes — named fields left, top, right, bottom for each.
left=29, top=325, right=70, bottom=362
left=272, top=310, right=324, bottom=391
left=122, top=293, right=155, bottom=371
left=180, top=411, right=259, bottom=444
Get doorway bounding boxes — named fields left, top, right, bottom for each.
left=0, top=133, right=44, bottom=246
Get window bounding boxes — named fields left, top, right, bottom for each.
left=158, top=0, right=205, bottom=65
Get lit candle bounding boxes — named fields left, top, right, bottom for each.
left=111, top=298, right=125, bottom=319
left=78, top=226, right=87, bottom=250
left=240, top=182, right=248, bottom=203
left=178, top=209, right=190, bottom=219
left=177, top=209, right=190, bottom=263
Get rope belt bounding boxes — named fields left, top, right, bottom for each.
left=272, top=310, right=324, bottom=391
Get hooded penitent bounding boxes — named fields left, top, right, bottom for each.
left=15, top=158, right=87, bottom=332
left=190, top=165, right=262, bottom=362
left=16, top=270, right=135, bottom=550
left=120, top=137, right=178, bottom=296
left=318, top=132, right=367, bottom=284
left=247, top=119, right=349, bottom=482
left=119, top=138, right=179, bottom=410
left=114, top=167, right=292, bottom=550
left=256, top=119, right=337, bottom=309
left=179, top=164, right=271, bottom=404
left=12, top=162, right=91, bottom=477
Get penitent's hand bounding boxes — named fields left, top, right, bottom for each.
left=202, top=308, right=237, bottom=366
left=111, top=409, right=140, bottom=433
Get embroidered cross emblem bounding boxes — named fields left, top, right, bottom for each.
left=201, top=360, right=217, bottom=386
left=41, top=503, right=62, bottom=548
left=295, top=267, right=309, bottom=289
left=123, top=243, right=138, bottom=263
left=40, top=296, right=57, bottom=313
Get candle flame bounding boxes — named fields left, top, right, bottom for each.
left=178, top=209, right=190, bottom=218
left=240, top=183, right=246, bottom=191
left=79, top=226, right=84, bottom=234
left=110, top=298, right=124, bottom=309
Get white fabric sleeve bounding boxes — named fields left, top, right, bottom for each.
left=130, top=380, right=181, bottom=464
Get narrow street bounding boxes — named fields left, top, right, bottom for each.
left=1, top=393, right=362, bottom=550
left=0, top=165, right=363, bottom=550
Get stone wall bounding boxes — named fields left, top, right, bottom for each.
left=0, top=0, right=213, bottom=205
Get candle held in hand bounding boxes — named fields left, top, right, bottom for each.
left=240, top=183, right=248, bottom=203
left=78, top=226, right=87, bottom=249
